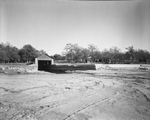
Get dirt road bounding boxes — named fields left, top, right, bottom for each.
left=0, top=66, right=150, bottom=120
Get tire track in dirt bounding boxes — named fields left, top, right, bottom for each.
left=1, top=69, right=150, bottom=120
left=0, top=100, right=36, bottom=120
left=28, top=77, right=105, bottom=109
left=75, top=70, right=150, bottom=81
left=0, top=85, right=50, bottom=94
left=15, top=85, right=51, bottom=93
left=1, top=79, right=104, bottom=120
left=46, top=87, right=115, bottom=120
left=35, top=88, right=100, bottom=112
left=34, top=84, right=109, bottom=119
left=4, top=85, right=93, bottom=119
left=134, top=88, right=150, bottom=103
left=8, top=109, right=37, bottom=120
left=0, top=87, right=15, bottom=93
left=62, top=98, right=109, bottom=120
left=0, top=86, right=56, bottom=120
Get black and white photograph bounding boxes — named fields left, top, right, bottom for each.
left=0, top=0, right=150, bottom=119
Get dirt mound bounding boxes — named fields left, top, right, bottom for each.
left=0, top=64, right=38, bottom=74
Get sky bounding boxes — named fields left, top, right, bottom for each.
left=0, top=0, right=150, bottom=55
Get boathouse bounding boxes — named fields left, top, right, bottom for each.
left=35, top=54, right=54, bottom=71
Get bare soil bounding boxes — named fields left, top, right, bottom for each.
left=0, top=64, right=150, bottom=120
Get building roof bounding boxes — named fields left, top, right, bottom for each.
left=36, top=54, right=53, bottom=60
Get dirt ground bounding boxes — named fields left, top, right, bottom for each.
left=0, top=64, right=150, bottom=120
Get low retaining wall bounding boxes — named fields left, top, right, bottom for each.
left=96, top=64, right=150, bottom=70
left=47, top=64, right=96, bottom=72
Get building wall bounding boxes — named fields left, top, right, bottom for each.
left=35, top=58, right=54, bottom=71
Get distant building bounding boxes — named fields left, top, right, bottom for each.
left=35, top=54, right=54, bottom=71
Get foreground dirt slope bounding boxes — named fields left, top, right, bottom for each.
left=0, top=67, right=150, bottom=120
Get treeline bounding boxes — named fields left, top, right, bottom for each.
left=0, top=42, right=46, bottom=63
left=53, top=43, right=150, bottom=64
left=1, top=42, right=150, bottom=64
